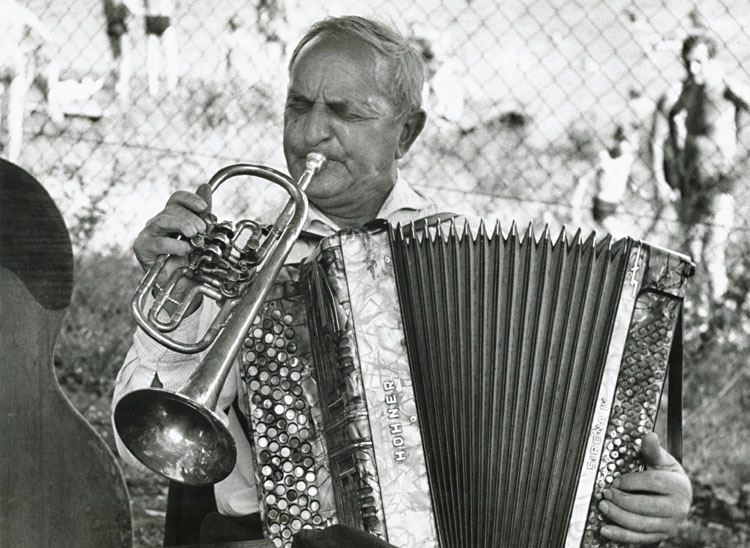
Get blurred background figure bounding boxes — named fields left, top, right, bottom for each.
left=144, top=0, right=178, bottom=96
left=571, top=123, right=638, bottom=238
left=669, top=32, right=750, bottom=308
left=102, top=0, right=139, bottom=103
left=0, top=0, right=62, bottom=162
left=256, top=0, right=290, bottom=57
left=218, top=10, right=283, bottom=93
left=410, top=27, right=466, bottom=134
left=650, top=82, right=684, bottom=207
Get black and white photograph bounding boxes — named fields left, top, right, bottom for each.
left=1, top=1, right=748, bottom=547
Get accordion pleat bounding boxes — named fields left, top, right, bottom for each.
left=389, top=221, right=631, bottom=548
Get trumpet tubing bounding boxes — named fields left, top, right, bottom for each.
left=114, top=152, right=326, bottom=485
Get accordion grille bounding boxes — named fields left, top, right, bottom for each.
left=389, top=224, right=630, bottom=548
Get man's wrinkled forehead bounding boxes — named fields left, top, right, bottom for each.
left=289, top=34, right=394, bottom=98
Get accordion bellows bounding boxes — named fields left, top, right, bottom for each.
left=239, top=220, right=693, bottom=548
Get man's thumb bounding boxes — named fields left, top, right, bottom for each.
left=196, top=183, right=212, bottom=213
left=641, top=432, right=679, bottom=470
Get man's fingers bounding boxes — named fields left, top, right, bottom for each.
left=144, top=236, right=193, bottom=258
left=134, top=235, right=192, bottom=271
left=599, top=499, right=673, bottom=535
left=599, top=522, right=669, bottom=545
left=613, top=469, right=691, bottom=496
left=604, top=487, right=683, bottom=517
left=165, top=189, right=210, bottom=214
left=145, top=211, right=205, bottom=239
left=134, top=188, right=210, bottom=273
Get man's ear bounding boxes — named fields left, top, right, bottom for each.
left=395, top=109, right=426, bottom=159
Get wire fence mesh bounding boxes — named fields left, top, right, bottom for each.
left=5, top=0, right=750, bottom=276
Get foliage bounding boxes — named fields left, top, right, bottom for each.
left=55, top=251, right=141, bottom=395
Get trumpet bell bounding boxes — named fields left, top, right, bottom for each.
left=113, top=388, right=237, bottom=485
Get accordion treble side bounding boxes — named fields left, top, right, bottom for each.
left=239, top=221, right=693, bottom=548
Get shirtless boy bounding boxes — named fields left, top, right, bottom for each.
left=669, top=33, right=750, bottom=303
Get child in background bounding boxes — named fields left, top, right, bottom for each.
left=571, top=124, right=637, bottom=238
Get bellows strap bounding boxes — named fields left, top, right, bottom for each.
left=667, top=305, right=684, bottom=463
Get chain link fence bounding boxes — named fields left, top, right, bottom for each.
left=5, top=0, right=750, bottom=263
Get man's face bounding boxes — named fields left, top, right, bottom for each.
left=684, top=42, right=712, bottom=85
left=283, top=35, right=410, bottom=213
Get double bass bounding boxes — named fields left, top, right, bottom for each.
left=0, top=159, right=132, bottom=547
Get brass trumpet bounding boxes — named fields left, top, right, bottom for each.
left=114, top=152, right=326, bottom=485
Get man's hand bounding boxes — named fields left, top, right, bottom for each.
left=598, top=432, right=692, bottom=544
left=133, top=184, right=212, bottom=307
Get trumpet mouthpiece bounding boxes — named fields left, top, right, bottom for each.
left=305, top=152, right=327, bottom=173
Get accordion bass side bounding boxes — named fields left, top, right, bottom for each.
left=238, top=221, right=694, bottom=548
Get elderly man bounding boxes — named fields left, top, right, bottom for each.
left=113, top=15, right=691, bottom=547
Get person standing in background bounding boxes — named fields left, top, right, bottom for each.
left=102, top=0, right=140, bottom=103
left=669, top=33, right=750, bottom=308
left=0, top=0, right=62, bottom=162
left=143, top=0, right=178, bottom=96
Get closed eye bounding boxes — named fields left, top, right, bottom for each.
left=285, top=93, right=373, bottom=122
left=285, top=95, right=314, bottom=113
left=328, top=102, right=370, bottom=121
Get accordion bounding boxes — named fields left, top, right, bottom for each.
left=237, top=220, right=693, bottom=548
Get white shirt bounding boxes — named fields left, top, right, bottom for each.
left=595, top=143, right=636, bottom=205
left=112, top=176, right=440, bottom=516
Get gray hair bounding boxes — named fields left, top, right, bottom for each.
left=288, top=15, right=425, bottom=118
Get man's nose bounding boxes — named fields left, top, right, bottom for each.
left=303, top=103, right=333, bottom=147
